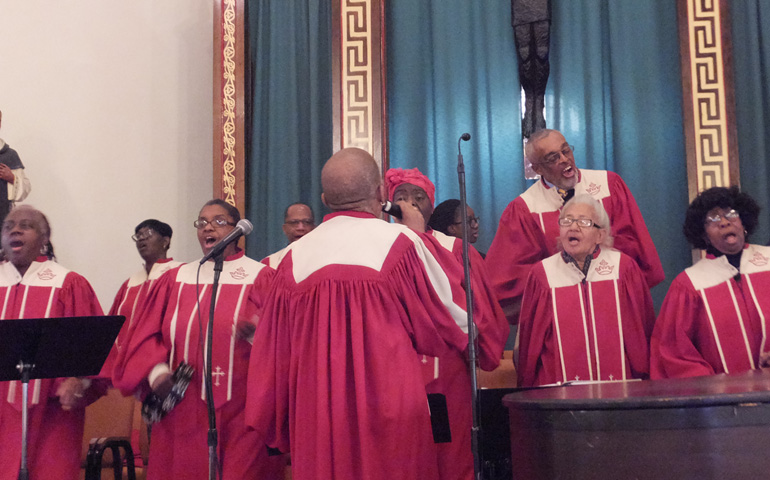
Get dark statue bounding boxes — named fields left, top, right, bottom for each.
left=512, top=0, right=551, bottom=138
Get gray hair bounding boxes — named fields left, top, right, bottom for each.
left=524, top=128, right=558, bottom=163
left=560, top=194, right=614, bottom=248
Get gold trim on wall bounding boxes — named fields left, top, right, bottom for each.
left=221, top=0, right=237, bottom=206
left=332, top=0, right=388, bottom=172
left=678, top=0, right=739, bottom=202
left=214, top=0, right=246, bottom=214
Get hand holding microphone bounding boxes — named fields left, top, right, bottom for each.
left=382, top=200, right=425, bottom=232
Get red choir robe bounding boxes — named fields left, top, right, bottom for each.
left=517, top=248, right=654, bottom=387
left=245, top=211, right=471, bottom=480
left=420, top=230, right=508, bottom=480
left=651, top=244, right=770, bottom=379
left=485, top=169, right=664, bottom=324
left=0, top=258, right=105, bottom=480
left=260, top=245, right=288, bottom=269
left=112, top=251, right=284, bottom=480
left=101, top=258, right=182, bottom=378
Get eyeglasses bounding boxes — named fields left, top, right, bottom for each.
left=705, top=209, right=740, bottom=225
left=453, top=217, right=480, bottom=226
left=131, top=229, right=155, bottom=242
left=538, top=145, right=575, bottom=166
left=285, top=219, right=314, bottom=227
left=558, top=217, right=601, bottom=229
left=193, top=217, right=235, bottom=229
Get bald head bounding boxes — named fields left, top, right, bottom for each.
left=321, top=148, right=383, bottom=213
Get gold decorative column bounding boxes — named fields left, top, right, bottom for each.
left=677, top=0, right=739, bottom=202
left=213, top=0, right=246, bottom=213
left=332, top=0, right=389, bottom=172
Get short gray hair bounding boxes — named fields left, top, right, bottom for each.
left=560, top=194, right=614, bottom=248
left=524, top=128, right=557, bottom=163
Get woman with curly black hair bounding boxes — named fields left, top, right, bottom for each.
left=651, top=186, right=770, bottom=379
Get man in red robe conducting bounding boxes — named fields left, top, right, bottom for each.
left=485, top=128, right=664, bottom=324
left=245, top=148, right=472, bottom=480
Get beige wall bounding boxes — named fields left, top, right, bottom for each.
left=0, top=1, right=214, bottom=308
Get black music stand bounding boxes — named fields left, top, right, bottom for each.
left=0, top=315, right=125, bottom=480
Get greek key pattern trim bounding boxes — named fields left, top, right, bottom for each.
left=341, top=0, right=373, bottom=153
left=221, top=0, right=237, bottom=206
left=686, top=0, right=730, bottom=191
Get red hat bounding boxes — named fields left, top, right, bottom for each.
left=384, top=167, right=436, bottom=207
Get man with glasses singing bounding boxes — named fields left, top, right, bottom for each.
left=262, top=202, right=316, bottom=268
left=486, top=128, right=664, bottom=325
left=102, top=219, right=182, bottom=377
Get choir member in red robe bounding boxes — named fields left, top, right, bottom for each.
left=102, top=219, right=182, bottom=378
left=0, top=205, right=105, bottom=480
left=486, top=128, right=664, bottom=324
left=517, top=195, right=654, bottom=387
left=385, top=167, right=508, bottom=480
left=113, top=199, right=284, bottom=479
left=651, top=186, right=770, bottom=379
left=246, top=148, right=472, bottom=480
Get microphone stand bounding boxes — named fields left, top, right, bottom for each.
left=17, top=361, right=33, bottom=480
left=205, top=254, right=223, bottom=480
left=457, top=134, right=482, bottom=480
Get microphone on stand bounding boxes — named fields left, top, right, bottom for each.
left=199, top=219, right=253, bottom=264
left=456, top=131, right=482, bottom=480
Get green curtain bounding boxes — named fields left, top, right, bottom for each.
left=387, top=0, right=689, bottom=308
left=386, top=0, right=525, bottom=252
left=546, top=1, right=689, bottom=306
left=732, top=1, right=770, bottom=246
left=245, top=0, right=332, bottom=259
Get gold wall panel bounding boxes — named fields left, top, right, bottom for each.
left=678, top=0, right=739, bottom=201
left=214, top=0, right=246, bottom=213
left=332, top=0, right=388, bottom=171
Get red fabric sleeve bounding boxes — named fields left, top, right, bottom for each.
left=618, top=254, right=656, bottom=380
left=606, top=172, right=665, bottom=288
left=52, top=272, right=107, bottom=404
left=464, top=244, right=508, bottom=371
left=650, top=273, right=715, bottom=379
left=111, top=267, right=179, bottom=397
left=390, top=236, right=470, bottom=357
left=515, top=264, right=552, bottom=387
left=485, top=198, right=551, bottom=325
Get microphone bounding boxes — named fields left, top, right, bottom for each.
left=458, top=133, right=471, bottom=155
left=381, top=201, right=402, bottom=219
left=199, top=219, right=253, bottom=264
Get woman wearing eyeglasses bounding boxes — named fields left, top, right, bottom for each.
left=101, top=219, right=182, bottom=378
left=651, top=186, right=770, bottom=379
left=112, top=199, right=285, bottom=479
left=428, top=199, right=480, bottom=245
left=516, top=194, right=655, bottom=387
